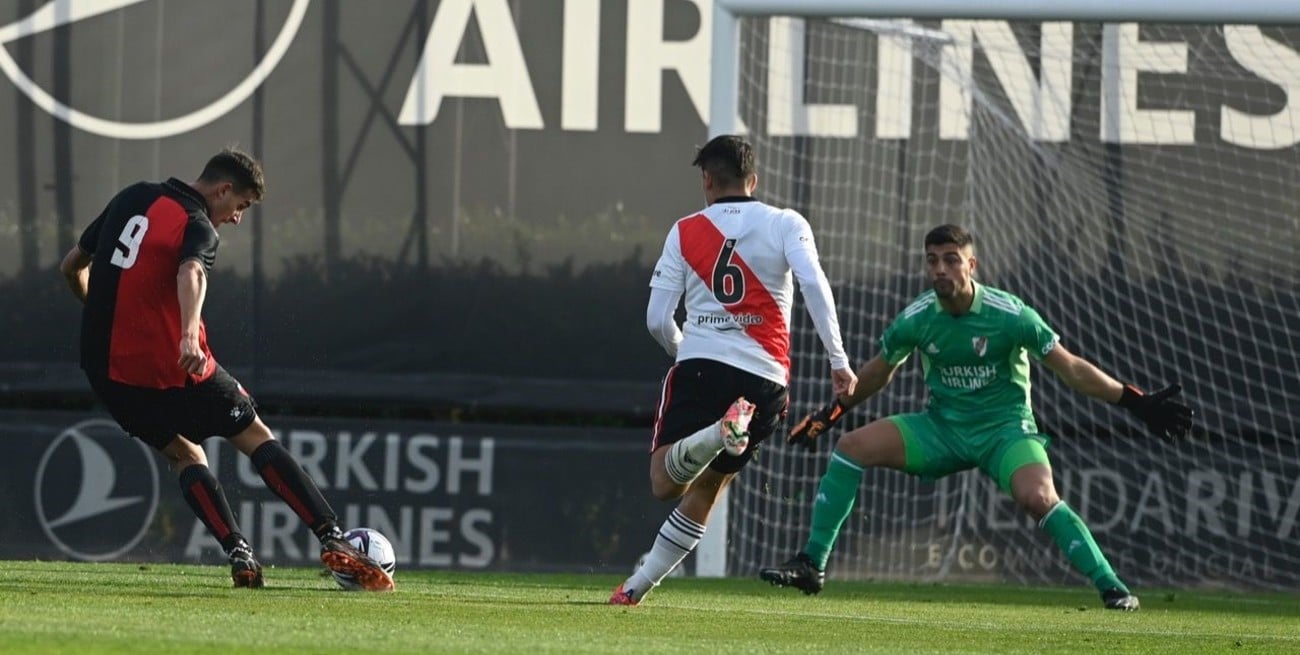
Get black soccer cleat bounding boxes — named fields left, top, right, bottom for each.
left=759, top=552, right=825, bottom=595
left=229, top=544, right=265, bottom=589
left=1101, top=588, right=1140, bottom=611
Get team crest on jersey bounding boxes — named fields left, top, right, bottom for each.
left=971, top=336, right=988, bottom=357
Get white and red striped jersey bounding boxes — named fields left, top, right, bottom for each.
left=648, top=197, right=850, bottom=385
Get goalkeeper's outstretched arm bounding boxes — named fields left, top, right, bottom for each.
left=1041, top=343, right=1193, bottom=440
left=839, top=354, right=901, bottom=408
left=787, top=354, right=901, bottom=449
left=1040, top=343, right=1124, bottom=402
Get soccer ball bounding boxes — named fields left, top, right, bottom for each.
left=332, top=527, right=397, bottom=591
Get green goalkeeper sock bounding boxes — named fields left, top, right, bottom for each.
left=1039, top=502, right=1126, bottom=593
left=803, top=450, right=865, bottom=570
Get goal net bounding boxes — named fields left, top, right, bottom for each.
left=722, top=11, right=1300, bottom=590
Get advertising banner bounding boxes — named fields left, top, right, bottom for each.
left=0, top=410, right=665, bottom=574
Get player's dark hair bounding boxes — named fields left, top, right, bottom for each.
left=692, top=135, right=755, bottom=188
left=925, top=224, right=974, bottom=249
left=198, top=147, right=266, bottom=201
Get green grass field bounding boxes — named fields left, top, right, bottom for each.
left=0, top=561, right=1296, bottom=654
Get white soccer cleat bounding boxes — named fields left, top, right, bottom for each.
left=720, top=397, right=756, bottom=456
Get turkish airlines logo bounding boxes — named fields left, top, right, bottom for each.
left=34, top=419, right=160, bottom=561
left=0, top=0, right=309, bottom=140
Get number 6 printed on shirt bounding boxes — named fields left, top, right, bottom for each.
left=712, top=238, right=745, bottom=304
left=109, top=214, right=149, bottom=269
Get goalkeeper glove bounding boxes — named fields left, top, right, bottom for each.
left=787, top=399, right=847, bottom=451
left=1118, top=384, right=1193, bottom=440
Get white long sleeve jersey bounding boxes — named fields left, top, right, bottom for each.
left=648, top=197, right=850, bottom=385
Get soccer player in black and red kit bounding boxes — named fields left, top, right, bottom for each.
left=58, top=148, right=392, bottom=591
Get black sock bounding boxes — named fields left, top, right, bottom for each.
left=250, top=440, right=339, bottom=541
left=178, top=464, right=246, bottom=554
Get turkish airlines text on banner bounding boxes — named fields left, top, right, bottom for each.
left=0, top=411, right=662, bottom=573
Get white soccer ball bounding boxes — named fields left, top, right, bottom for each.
left=332, top=527, right=397, bottom=591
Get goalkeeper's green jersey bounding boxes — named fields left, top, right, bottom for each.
left=878, top=282, right=1059, bottom=425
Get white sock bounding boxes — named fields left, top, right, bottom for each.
left=664, top=422, right=723, bottom=485
left=623, top=508, right=705, bottom=601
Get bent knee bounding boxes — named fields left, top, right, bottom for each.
left=1016, top=488, right=1061, bottom=519
left=651, top=480, right=686, bottom=501
left=649, top=469, right=686, bottom=501
left=165, top=444, right=208, bottom=471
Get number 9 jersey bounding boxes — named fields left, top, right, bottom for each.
left=77, top=178, right=221, bottom=389
left=649, top=197, right=849, bottom=386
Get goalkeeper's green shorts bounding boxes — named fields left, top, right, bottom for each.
left=889, top=412, right=1051, bottom=493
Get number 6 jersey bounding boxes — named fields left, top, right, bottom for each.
left=649, top=196, right=850, bottom=385
left=76, top=178, right=220, bottom=388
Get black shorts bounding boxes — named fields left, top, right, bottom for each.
left=86, top=365, right=259, bottom=450
left=651, top=358, right=788, bottom=474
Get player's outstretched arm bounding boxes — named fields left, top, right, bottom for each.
left=1116, top=384, right=1194, bottom=440
left=788, top=355, right=898, bottom=450
left=783, top=213, right=854, bottom=383
left=1041, top=344, right=1193, bottom=440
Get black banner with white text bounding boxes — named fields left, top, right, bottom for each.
left=0, top=410, right=663, bottom=573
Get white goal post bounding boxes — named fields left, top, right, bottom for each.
left=700, top=0, right=1300, bottom=589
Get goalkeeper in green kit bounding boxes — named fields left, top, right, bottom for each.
left=759, top=224, right=1192, bottom=611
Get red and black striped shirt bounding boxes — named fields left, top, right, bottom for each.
left=77, top=178, right=220, bottom=389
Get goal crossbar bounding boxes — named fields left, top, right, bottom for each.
left=709, top=0, right=1300, bottom=136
